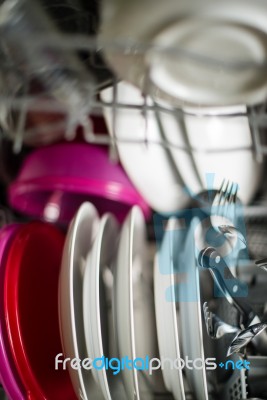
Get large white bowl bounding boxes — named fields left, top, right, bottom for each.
left=101, top=82, right=191, bottom=213
left=183, top=105, right=263, bottom=204
left=100, top=0, right=267, bottom=107
left=102, top=82, right=263, bottom=206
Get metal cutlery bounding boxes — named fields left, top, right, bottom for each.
left=255, top=258, right=267, bottom=272
left=227, top=323, right=267, bottom=356
left=203, top=302, right=239, bottom=339
left=211, top=179, right=247, bottom=250
left=200, top=247, right=267, bottom=356
left=199, top=247, right=257, bottom=328
left=218, top=225, right=247, bottom=249
left=211, top=179, right=238, bottom=229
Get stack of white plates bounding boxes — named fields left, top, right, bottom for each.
left=154, top=217, right=209, bottom=400
left=58, top=202, right=212, bottom=399
left=59, top=203, right=159, bottom=400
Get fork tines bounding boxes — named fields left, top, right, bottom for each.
left=212, top=179, right=239, bottom=225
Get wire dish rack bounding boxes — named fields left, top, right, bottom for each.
left=0, top=0, right=266, bottom=158
left=1, top=67, right=267, bottom=157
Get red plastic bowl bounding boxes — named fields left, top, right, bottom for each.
left=4, top=222, right=77, bottom=400
left=0, top=224, right=25, bottom=400
left=8, top=143, right=151, bottom=224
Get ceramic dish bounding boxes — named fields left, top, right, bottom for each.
left=184, top=105, right=263, bottom=204
left=83, top=213, right=119, bottom=400
left=178, top=218, right=208, bottom=400
left=146, top=11, right=267, bottom=107
left=59, top=202, right=102, bottom=400
left=154, top=98, right=203, bottom=197
left=4, top=222, right=76, bottom=400
left=8, top=143, right=150, bottom=225
left=154, top=218, right=185, bottom=400
left=101, top=84, right=262, bottom=207
left=101, top=0, right=267, bottom=107
left=101, top=82, right=191, bottom=213
left=114, top=206, right=155, bottom=400
left=0, top=224, right=25, bottom=400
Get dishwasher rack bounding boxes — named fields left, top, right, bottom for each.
left=1, top=75, right=267, bottom=159
left=0, top=21, right=266, bottom=158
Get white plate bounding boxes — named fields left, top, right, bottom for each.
left=178, top=218, right=208, bottom=400
left=114, top=206, right=154, bottom=400
left=101, top=0, right=267, bottom=107
left=83, top=213, right=119, bottom=400
left=154, top=218, right=185, bottom=400
left=59, top=202, right=102, bottom=400
left=101, top=82, right=191, bottom=213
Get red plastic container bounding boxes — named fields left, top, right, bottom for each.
left=4, top=221, right=77, bottom=400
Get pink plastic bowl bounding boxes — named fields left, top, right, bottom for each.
left=0, top=224, right=25, bottom=400
left=8, top=143, right=151, bottom=224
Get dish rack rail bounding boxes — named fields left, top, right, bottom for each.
left=0, top=33, right=267, bottom=160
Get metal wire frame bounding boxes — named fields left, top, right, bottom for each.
left=1, top=27, right=267, bottom=157
left=1, top=83, right=267, bottom=160
left=6, top=32, right=267, bottom=72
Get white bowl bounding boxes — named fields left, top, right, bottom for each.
left=101, top=82, right=191, bottom=213
left=102, top=83, right=262, bottom=206
left=183, top=105, right=263, bottom=204
left=101, top=0, right=267, bottom=107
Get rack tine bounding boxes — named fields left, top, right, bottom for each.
left=143, top=68, right=151, bottom=149
left=13, top=81, right=29, bottom=154
left=81, top=115, right=94, bottom=143
left=109, top=81, right=119, bottom=162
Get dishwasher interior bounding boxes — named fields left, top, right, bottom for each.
left=0, top=1, right=267, bottom=399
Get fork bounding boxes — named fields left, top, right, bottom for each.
left=211, top=179, right=238, bottom=228
left=203, top=302, right=239, bottom=339
left=211, top=179, right=247, bottom=250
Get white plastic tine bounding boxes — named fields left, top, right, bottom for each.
left=13, top=81, right=29, bottom=154
left=143, top=69, right=150, bottom=149
left=109, top=82, right=119, bottom=162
